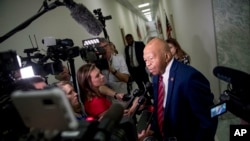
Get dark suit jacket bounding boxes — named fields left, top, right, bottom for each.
left=125, top=41, right=146, bottom=71
left=151, top=59, right=218, bottom=141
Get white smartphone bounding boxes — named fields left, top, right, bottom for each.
left=11, top=88, right=79, bottom=130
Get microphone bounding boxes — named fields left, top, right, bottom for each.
left=94, top=103, right=124, bottom=140
left=213, top=66, right=250, bottom=89
left=63, top=0, right=103, bottom=36
left=144, top=82, right=152, bottom=94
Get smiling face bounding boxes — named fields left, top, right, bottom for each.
left=143, top=38, right=172, bottom=75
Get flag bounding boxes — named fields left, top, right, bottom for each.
left=136, top=24, right=142, bottom=40
left=165, top=14, right=172, bottom=39
left=157, top=16, right=163, bottom=34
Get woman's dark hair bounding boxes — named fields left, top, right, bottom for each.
left=166, top=38, right=191, bottom=63
left=77, top=63, right=100, bottom=102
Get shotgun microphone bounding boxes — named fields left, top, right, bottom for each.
left=63, top=0, right=103, bottom=36
left=213, top=66, right=250, bottom=90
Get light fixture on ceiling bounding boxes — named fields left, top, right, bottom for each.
left=138, top=3, right=150, bottom=8
left=145, top=15, right=152, bottom=21
left=142, top=8, right=150, bottom=13
left=143, top=12, right=151, bottom=15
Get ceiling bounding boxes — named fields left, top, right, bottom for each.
left=116, top=0, right=159, bottom=21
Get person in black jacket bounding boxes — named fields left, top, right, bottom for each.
left=124, top=34, right=150, bottom=92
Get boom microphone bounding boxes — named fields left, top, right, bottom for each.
left=213, top=66, right=250, bottom=89
left=63, top=0, right=103, bottom=36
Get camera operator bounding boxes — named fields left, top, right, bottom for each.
left=98, top=38, right=130, bottom=106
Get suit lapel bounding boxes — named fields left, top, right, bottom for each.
left=164, top=59, right=178, bottom=115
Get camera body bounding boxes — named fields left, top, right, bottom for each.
left=42, top=37, right=79, bottom=61
left=80, top=37, right=109, bottom=70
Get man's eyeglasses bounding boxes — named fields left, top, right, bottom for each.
left=99, top=43, right=109, bottom=48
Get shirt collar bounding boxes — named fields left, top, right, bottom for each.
left=162, top=57, right=174, bottom=78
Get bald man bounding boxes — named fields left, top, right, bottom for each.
left=141, top=38, right=218, bottom=141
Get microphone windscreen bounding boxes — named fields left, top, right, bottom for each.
left=69, top=4, right=103, bottom=36
left=102, top=103, right=124, bottom=123
left=213, top=66, right=250, bottom=89
left=98, top=103, right=124, bottom=133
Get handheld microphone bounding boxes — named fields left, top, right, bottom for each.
left=143, top=82, right=152, bottom=95
left=122, top=94, right=132, bottom=101
left=63, top=0, right=103, bottom=36
left=213, top=66, right=250, bottom=89
left=125, top=89, right=143, bottom=109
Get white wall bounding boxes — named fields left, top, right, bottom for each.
left=157, top=0, right=220, bottom=100
left=0, top=0, right=147, bottom=84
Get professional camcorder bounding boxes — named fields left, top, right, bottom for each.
left=80, top=37, right=109, bottom=70
left=212, top=66, right=250, bottom=122
left=42, top=37, right=79, bottom=61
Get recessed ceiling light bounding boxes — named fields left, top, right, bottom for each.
left=142, top=9, right=150, bottom=12
left=138, top=3, right=149, bottom=8
left=143, top=12, right=151, bottom=15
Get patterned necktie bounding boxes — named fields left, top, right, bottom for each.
left=157, top=75, right=164, bottom=136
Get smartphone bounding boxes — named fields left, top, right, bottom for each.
left=11, top=88, right=79, bottom=130
left=210, top=102, right=227, bottom=118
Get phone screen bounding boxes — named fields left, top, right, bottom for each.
left=210, top=102, right=227, bottom=118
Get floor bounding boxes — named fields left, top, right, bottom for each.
left=215, top=112, right=241, bottom=141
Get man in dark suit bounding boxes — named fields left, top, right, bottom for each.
left=140, top=38, right=218, bottom=141
left=124, top=34, right=150, bottom=92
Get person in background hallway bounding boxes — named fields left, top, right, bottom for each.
left=124, top=34, right=151, bottom=91
left=140, top=38, right=218, bottom=141
left=55, top=81, right=87, bottom=121
left=166, top=38, right=190, bottom=65
left=98, top=38, right=130, bottom=107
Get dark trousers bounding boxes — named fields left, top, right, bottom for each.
left=129, top=66, right=149, bottom=91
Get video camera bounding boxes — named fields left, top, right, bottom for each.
left=212, top=66, right=250, bottom=122
left=80, top=37, right=109, bottom=70
left=42, top=37, right=80, bottom=61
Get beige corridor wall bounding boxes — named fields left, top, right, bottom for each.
left=156, top=0, right=220, bottom=99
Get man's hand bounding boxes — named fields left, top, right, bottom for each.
left=138, top=124, right=154, bottom=141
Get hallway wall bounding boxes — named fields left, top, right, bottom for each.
left=156, top=0, right=220, bottom=99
